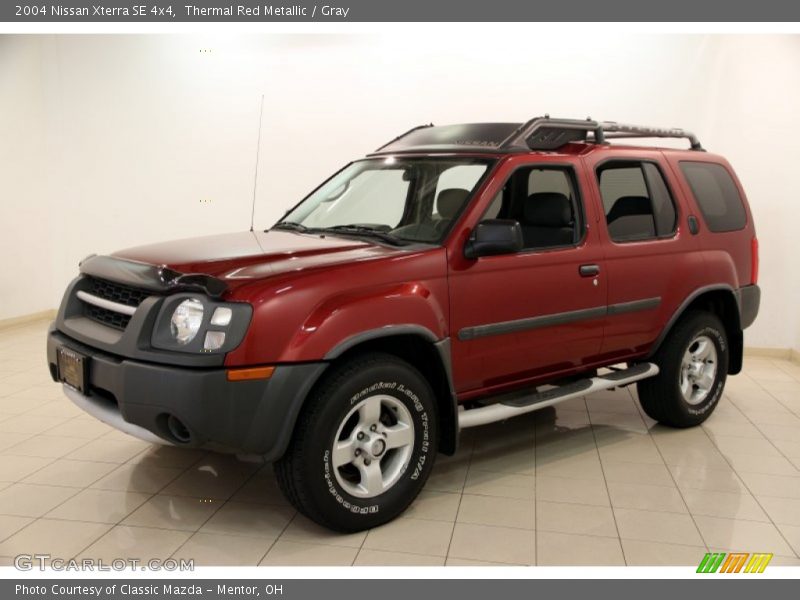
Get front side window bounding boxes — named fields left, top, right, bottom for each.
left=277, top=157, right=493, bottom=244
left=483, top=166, right=583, bottom=250
left=598, top=161, right=677, bottom=242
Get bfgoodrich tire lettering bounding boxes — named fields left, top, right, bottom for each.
left=275, top=353, right=438, bottom=532
left=638, top=310, right=729, bottom=427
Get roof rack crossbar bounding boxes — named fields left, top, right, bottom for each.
left=599, top=122, right=703, bottom=150
left=499, top=117, right=703, bottom=151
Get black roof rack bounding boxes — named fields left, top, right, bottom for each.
left=499, top=116, right=703, bottom=151
left=371, top=122, right=522, bottom=154
left=373, top=116, right=703, bottom=154
left=372, top=123, right=435, bottom=153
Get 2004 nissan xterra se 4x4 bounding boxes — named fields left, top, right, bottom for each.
left=47, top=117, right=760, bottom=531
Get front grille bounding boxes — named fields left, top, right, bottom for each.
left=88, top=277, right=151, bottom=307
left=84, top=304, right=132, bottom=330
left=80, top=277, right=153, bottom=330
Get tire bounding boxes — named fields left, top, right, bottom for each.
left=274, top=353, right=438, bottom=532
left=637, top=310, right=729, bottom=428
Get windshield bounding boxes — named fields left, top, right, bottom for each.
left=276, top=157, right=494, bottom=244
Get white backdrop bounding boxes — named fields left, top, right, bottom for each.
left=1, top=32, right=798, bottom=350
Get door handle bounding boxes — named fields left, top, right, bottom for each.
left=579, top=264, right=600, bottom=277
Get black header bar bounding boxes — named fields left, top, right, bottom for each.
left=2, top=0, right=800, bottom=22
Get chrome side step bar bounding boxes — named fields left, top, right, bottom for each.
left=458, top=363, right=659, bottom=429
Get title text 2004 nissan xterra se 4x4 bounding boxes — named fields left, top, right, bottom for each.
left=47, top=117, right=760, bottom=532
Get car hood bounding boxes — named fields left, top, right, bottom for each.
left=112, top=230, right=405, bottom=282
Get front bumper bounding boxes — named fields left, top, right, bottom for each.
left=47, top=327, right=326, bottom=460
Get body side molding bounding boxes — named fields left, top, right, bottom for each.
left=458, top=297, right=662, bottom=342
left=606, top=297, right=662, bottom=316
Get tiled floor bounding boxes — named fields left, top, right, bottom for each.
left=2, top=319, right=800, bottom=567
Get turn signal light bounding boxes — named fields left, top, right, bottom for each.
left=226, top=366, right=275, bottom=382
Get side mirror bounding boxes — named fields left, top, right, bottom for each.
left=464, top=219, right=524, bottom=259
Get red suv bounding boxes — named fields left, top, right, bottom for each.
left=47, top=117, right=760, bottom=532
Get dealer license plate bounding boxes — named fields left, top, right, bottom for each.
left=57, top=346, right=89, bottom=394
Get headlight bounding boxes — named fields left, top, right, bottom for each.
left=170, top=298, right=204, bottom=345
left=152, top=295, right=252, bottom=354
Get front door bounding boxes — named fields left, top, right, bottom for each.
left=448, top=157, right=607, bottom=397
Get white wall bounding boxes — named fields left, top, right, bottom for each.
left=1, top=32, right=798, bottom=349
left=0, top=36, right=51, bottom=318
left=693, top=36, right=800, bottom=352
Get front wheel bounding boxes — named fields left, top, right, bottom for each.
left=638, top=311, right=729, bottom=427
left=275, top=353, right=438, bottom=532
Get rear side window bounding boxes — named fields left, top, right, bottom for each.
left=597, top=161, right=677, bottom=242
left=680, top=162, right=747, bottom=232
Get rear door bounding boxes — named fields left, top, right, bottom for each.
left=583, top=150, right=705, bottom=361
left=448, top=155, right=607, bottom=397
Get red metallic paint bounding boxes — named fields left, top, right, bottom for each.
left=662, top=152, right=757, bottom=289
left=581, top=147, right=706, bottom=363
left=225, top=248, right=449, bottom=365
left=114, top=231, right=450, bottom=366
left=111, top=144, right=756, bottom=406
left=446, top=152, right=608, bottom=396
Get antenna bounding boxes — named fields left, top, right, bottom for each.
left=249, top=94, right=265, bottom=232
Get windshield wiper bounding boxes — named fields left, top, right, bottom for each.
left=320, top=225, right=409, bottom=246
left=271, top=221, right=313, bottom=233
left=272, top=222, right=409, bottom=246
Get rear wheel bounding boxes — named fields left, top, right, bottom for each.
left=638, top=311, right=729, bottom=427
left=275, top=353, right=437, bottom=532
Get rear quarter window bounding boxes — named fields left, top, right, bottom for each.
left=680, top=162, right=747, bottom=232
